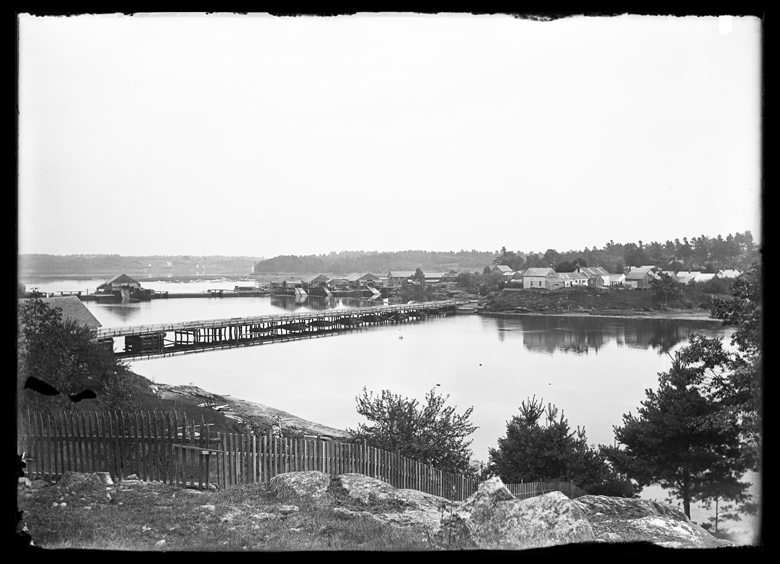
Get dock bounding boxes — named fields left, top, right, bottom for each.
left=98, top=299, right=471, bottom=359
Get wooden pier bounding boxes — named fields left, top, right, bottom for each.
left=98, top=299, right=472, bottom=360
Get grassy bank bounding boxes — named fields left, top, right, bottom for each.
left=481, top=286, right=718, bottom=317
left=19, top=477, right=434, bottom=551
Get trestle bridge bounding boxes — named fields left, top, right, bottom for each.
left=97, top=299, right=473, bottom=360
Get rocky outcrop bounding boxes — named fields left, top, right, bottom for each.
left=455, top=477, right=595, bottom=550
left=574, top=495, right=733, bottom=549
left=267, top=472, right=733, bottom=550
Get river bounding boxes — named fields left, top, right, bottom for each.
left=21, top=277, right=760, bottom=542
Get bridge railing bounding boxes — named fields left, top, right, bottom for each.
left=96, top=299, right=472, bottom=338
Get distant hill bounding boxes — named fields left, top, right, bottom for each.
left=252, top=250, right=496, bottom=275
left=18, top=254, right=263, bottom=278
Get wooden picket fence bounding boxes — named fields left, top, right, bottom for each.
left=16, top=408, right=585, bottom=502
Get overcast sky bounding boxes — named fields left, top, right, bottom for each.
left=18, top=13, right=762, bottom=259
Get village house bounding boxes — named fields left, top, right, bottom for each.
left=576, top=266, right=610, bottom=287
left=557, top=271, right=589, bottom=287
left=386, top=271, right=417, bottom=288
left=422, top=272, right=446, bottom=284
left=522, top=267, right=562, bottom=290
left=716, top=269, right=742, bottom=279
left=491, top=264, right=517, bottom=280
left=676, top=271, right=702, bottom=285
left=693, top=272, right=717, bottom=283
left=301, top=274, right=332, bottom=291
left=624, top=266, right=659, bottom=290
left=595, top=272, right=626, bottom=288
left=346, top=273, right=381, bottom=290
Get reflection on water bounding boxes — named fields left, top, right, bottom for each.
left=269, top=295, right=389, bottom=312
left=493, top=315, right=727, bottom=355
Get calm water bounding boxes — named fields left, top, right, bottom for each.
left=23, top=278, right=760, bottom=541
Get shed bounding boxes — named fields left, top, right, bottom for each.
left=522, top=268, right=560, bottom=289
left=19, top=296, right=102, bottom=339
left=97, top=274, right=141, bottom=293
left=625, top=266, right=659, bottom=290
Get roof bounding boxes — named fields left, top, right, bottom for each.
left=558, top=271, right=588, bottom=280
left=625, top=266, right=657, bottom=280
left=695, top=273, right=717, bottom=282
left=717, top=269, right=742, bottom=278
left=98, top=273, right=140, bottom=288
left=20, top=296, right=102, bottom=329
left=301, top=274, right=331, bottom=284
left=523, top=268, right=557, bottom=277
left=423, top=272, right=446, bottom=278
left=388, top=271, right=417, bottom=278
left=493, top=265, right=513, bottom=273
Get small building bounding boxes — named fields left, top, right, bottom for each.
left=423, top=272, right=446, bottom=284
left=716, top=269, right=742, bottom=279
left=624, top=266, right=659, bottom=290
left=557, top=271, right=589, bottom=287
left=386, top=271, right=417, bottom=288
left=301, top=274, right=332, bottom=290
left=97, top=274, right=141, bottom=293
left=522, top=268, right=561, bottom=290
left=346, top=273, right=381, bottom=289
left=595, top=273, right=626, bottom=288
left=693, top=273, right=717, bottom=283
left=577, top=267, right=610, bottom=286
left=491, top=265, right=516, bottom=279
left=20, top=296, right=102, bottom=341
left=676, top=271, right=702, bottom=285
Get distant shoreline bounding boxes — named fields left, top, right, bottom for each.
left=478, top=310, right=719, bottom=322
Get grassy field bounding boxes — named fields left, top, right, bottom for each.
left=19, top=477, right=439, bottom=551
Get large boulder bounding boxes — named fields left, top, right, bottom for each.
left=456, top=479, right=595, bottom=550
left=329, top=474, right=448, bottom=533
left=56, top=471, right=113, bottom=492
left=573, top=495, right=733, bottom=548
left=268, top=471, right=331, bottom=502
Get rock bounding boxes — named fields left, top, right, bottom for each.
left=57, top=472, right=112, bottom=493
left=155, top=539, right=166, bottom=546
left=125, top=474, right=139, bottom=481
left=573, top=495, right=733, bottom=548
left=251, top=512, right=277, bottom=521
left=331, top=474, right=451, bottom=534
left=200, top=504, right=216, bottom=511
left=269, top=471, right=331, bottom=502
left=459, top=484, right=595, bottom=550
left=277, top=505, right=300, bottom=515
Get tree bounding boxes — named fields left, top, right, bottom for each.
left=348, top=387, right=477, bottom=475
left=650, top=271, right=682, bottom=306
left=606, top=349, right=750, bottom=518
left=17, top=292, right=132, bottom=411
left=489, top=397, right=639, bottom=497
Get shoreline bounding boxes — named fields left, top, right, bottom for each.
left=478, top=309, right=718, bottom=321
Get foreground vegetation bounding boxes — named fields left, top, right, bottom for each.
left=19, top=480, right=434, bottom=551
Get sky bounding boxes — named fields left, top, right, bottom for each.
left=18, top=13, right=762, bottom=259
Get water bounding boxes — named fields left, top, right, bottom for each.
left=21, top=278, right=760, bottom=542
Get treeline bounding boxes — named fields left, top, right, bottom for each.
left=253, top=250, right=495, bottom=274
left=493, top=231, right=759, bottom=275
left=19, top=254, right=262, bottom=276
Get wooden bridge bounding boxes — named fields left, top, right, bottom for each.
left=97, top=299, right=473, bottom=360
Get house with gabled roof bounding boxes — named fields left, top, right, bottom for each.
left=522, top=267, right=561, bottom=290
left=716, top=269, right=742, bottom=279
left=97, top=273, right=141, bottom=293
left=386, top=271, right=417, bottom=288
left=624, top=266, right=659, bottom=290
left=577, top=266, right=610, bottom=286
left=557, top=271, right=589, bottom=287
left=676, top=271, right=702, bottom=285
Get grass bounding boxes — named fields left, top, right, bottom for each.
left=19, top=479, right=437, bottom=551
